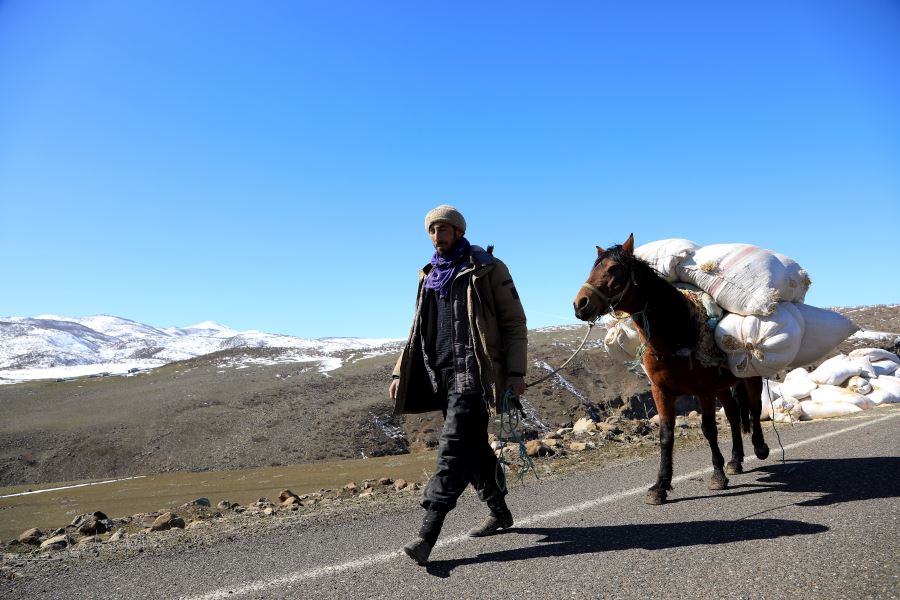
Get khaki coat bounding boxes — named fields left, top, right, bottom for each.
left=392, top=246, right=527, bottom=414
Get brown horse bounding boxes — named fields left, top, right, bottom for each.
left=573, top=234, right=769, bottom=504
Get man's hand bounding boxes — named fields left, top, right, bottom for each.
left=389, top=378, right=399, bottom=400
left=508, top=375, right=526, bottom=397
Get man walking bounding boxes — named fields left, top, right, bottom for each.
left=389, top=205, right=528, bottom=565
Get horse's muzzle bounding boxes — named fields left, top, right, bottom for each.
left=573, top=297, right=599, bottom=322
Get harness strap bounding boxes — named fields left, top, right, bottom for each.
left=580, top=272, right=634, bottom=311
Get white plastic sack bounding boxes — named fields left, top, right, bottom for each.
left=800, top=400, right=863, bottom=419
left=784, top=367, right=811, bottom=381
left=788, top=304, right=859, bottom=367
left=809, top=385, right=875, bottom=409
left=635, top=239, right=700, bottom=283
left=867, top=389, right=900, bottom=405
left=759, top=379, right=781, bottom=421
left=872, top=360, right=899, bottom=376
left=780, top=375, right=817, bottom=400
left=848, top=348, right=900, bottom=365
left=676, top=243, right=810, bottom=316
left=877, top=374, right=900, bottom=386
left=760, top=392, right=774, bottom=421
left=602, top=314, right=643, bottom=362
left=772, top=396, right=804, bottom=422
left=845, top=375, right=872, bottom=395
left=715, top=302, right=804, bottom=378
left=870, top=376, right=900, bottom=397
left=809, top=354, right=864, bottom=386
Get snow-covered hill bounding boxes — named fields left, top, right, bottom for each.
left=0, top=315, right=402, bottom=384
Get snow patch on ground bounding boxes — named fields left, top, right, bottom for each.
left=850, top=330, right=900, bottom=343
left=534, top=360, right=588, bottom=401
left=0, top=314, right=403, bottom=384
left=0, top=361, right=163, bottom=384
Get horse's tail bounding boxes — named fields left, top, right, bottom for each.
left=733, top=381, right=751, bottom=435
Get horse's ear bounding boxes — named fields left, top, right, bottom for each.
left=596, top=245, right=604, bottom=256
left=622, top=233, right=634, bottom=255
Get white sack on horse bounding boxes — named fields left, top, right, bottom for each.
left=787, top=304, right=859, bottom=367
left=845, top=375, right=872, bottom=395
left=809, top=354, right=871, bottom=386
left=809, top=385, right=875, bottom=409
left=848, top=348, right=900, bottom=365
left=634, top=238, right=700, bottom=283
left=715, top=302, right=804, bottom=378
left=676, top=243, right=810, bottom=316
left=799, top=400, right=863, bottom=419
left=780, top=374, right=818, bottom=400
left=600, top=313, right=643, bottom=362
left=672, top=283, right=724, bottom=322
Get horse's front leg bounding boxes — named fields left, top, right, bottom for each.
left=701, top=395, right=728, bottom=490
left=646, top=383, right=675, bottom=505
left=718, top=389, right=744, bottom=475
left=741, top=377, right=770, bottom=460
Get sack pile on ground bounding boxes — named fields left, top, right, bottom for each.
left=759, top=348, right=900, bottom=421
left=633, top=239, right=858, bottom=378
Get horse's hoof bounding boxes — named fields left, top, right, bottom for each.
left=708, top=473, right=729, bottom=491
left=755, top=445, right=770, bottom=460
left=725, top=461, right=743, bottom=475
left=644, top=489, right=667, bottom=505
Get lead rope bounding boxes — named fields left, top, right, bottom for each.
left=524, top=322, right=596, bottom=389
left=763, top=378, right=787, bottom=465
left=496, top=321, right=598, bottom=490
left=495, top=387, right=539, bottom=491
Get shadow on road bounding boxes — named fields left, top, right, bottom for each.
left=426, top=518, right=826, bottom=577
left=670, top=456, right=900, bottom=506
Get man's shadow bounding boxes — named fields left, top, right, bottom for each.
left=426, top=518, right=826, bottom=577
left=426, top=456, right=900, bottom=577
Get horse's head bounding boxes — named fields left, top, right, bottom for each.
left=573, top=233, right=637, bottom=321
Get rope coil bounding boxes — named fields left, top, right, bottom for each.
left=495, top=387, right=539, bottom=491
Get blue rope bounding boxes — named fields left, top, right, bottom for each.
left=495, top=387, right=539, bottom=491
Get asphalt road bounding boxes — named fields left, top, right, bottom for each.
left=6, top=409, right=899, bottom=600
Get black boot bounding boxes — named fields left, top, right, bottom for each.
left=467, top=498, right=513, bottom=537
left=403, top=509, right=446, bottom=565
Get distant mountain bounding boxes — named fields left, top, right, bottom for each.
left=0, top=315, right=402, bottom=382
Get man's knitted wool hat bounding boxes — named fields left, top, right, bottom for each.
left=424, top=205, right=466, bottom=234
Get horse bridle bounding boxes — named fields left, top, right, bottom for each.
left=580, top=268, right=637, bottom=314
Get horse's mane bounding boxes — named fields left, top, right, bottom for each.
left=595, top=244, right=660, bottom=286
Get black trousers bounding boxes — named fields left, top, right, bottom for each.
left=422, top=371, right=506, bottom=513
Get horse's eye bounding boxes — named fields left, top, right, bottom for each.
left=608, top=264, right=622, bottom=274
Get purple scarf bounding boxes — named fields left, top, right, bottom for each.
left=424, top=237, right=471, bottom=299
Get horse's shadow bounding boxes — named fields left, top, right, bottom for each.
left=425, top=457, right=900, bottom=578
left=426, top=518, right=826, bottom=577
left=670, top=456, right=900, bottom=506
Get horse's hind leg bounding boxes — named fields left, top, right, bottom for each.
left=740, top=377, right=769, bottom=460
left=718, top=389, right=744, bottom=475
left=700, top=395, right=729, bottom=490
left=645, top=384, right=675, bottom=505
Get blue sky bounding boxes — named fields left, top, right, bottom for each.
left=1, top=1, right=898, bottom=338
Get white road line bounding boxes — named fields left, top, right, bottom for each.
left=182, top=411, right=900, bottom=600
left=0, top=476, right=147, bottom=499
